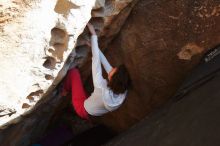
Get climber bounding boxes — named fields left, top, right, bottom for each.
left=61, top=23, right=131, bottom=120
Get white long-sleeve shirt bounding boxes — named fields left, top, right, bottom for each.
left=84, top=35, right=127, bottom=116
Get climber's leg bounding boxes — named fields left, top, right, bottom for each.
left=62, top=68, right=89, bottom=120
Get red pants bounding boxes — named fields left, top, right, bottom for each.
left=62, top=68, right=89, bottom=120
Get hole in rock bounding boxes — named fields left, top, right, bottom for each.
left=91, top=7, right=105, bottom=17
left=50, top=27, right=68, bottom=45
left=48, top=48, right=54, bottom=53
left=54, top=0, right=80, bottom=16
left=43, top=57, right=56, bottom=69
left=22, top=103, right=31, bottom=109
left=45, top=74, right=54, bottom=80
left=51, top=43, right=67, bottom=62
left=26, top=90, right=44, bottom=101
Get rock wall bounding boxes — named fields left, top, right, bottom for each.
left=75, top=0, right=139, bottom=79
left=105, top=63, right=220, bottom=146
left=0, top=0, right=95, bottom=128
left=90, top=0, right=220, bottom=131
left=0, top=0, right=137, bottom=145
left=0, top=0, right=219, bottom=145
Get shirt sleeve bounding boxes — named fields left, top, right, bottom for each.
left=91, top=35, right=106, bottom=88
left=99, top=50, right=113, bottom=74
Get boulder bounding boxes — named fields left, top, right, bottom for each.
left=1, top=0, right=219, bottom=145
left=105, top=57, right=220, bottom=146
left=91, top=0, right=220, bottom=131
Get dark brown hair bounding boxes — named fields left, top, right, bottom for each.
left=108, top=64, right=132, bottom=94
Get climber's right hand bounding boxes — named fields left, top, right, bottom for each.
left=87, top=23, right=96, bottom=35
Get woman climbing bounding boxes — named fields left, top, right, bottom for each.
left=61, top=23, right=131, bottom=120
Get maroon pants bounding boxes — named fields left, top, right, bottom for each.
left=62, top=68, right=89, bottom=120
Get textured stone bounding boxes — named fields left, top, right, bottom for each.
left=75, top=0, right=138, bottom=73
left=0, top=0, right=137, bottom=145
left=105, top=70, right=220, bottom=146
left=89, top=0, right=220, bottom=131
left=0, top=0, right=95, bottom=128
left=1, top=0, right=219, bottom=145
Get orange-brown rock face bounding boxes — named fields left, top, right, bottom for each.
left=0, top=0, right=219, bottom=145
left=92, top=0, right=220, bottom=131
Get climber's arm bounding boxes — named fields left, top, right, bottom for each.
left=86, top=24, right=112, bottom=74
left=85, top=40, right=112, bottom=74
left=88, top=23, right=106, bottom=88
left=99, top=50, right=113, bottom=74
